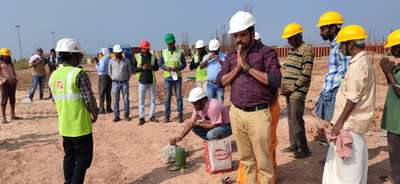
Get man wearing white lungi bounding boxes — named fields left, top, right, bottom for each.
left=322, top=25, right=376, bottom=184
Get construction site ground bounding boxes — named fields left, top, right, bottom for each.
left=0, top=54, right=395, bottom=184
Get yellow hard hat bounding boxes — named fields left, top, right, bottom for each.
left=384, top=29, right=400, bottom=48
left=317, top=11, right=344, bottom=28
left=0, top=48, right=11, bottom=56
left=282, top=23, right=304, bottom=39
left=336, top=25, right=368, bottom=43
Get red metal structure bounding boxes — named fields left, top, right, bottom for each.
left=274, top=42, right=389, bottom=58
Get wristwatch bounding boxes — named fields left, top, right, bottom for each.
left=243, top=64, right=252, bottom=73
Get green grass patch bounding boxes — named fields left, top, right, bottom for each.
left=13, top=59, right=29, bottom=70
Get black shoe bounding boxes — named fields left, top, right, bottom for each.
left=149, top=116, right=159, bottom=123
left=139, top=118, right=145, bottom=126
left=113, top=117, right=121, bottom=122
left=282, top=146, right=297, bottom=153
left=293, top=149, right=311, bottom=158
left=125, top=116, right=131, bottom=121
left=178, top=116, right=184, bottom=123
left=163, top=117, right=170, bottom=123
left=106, top=108, right=113, bottom=113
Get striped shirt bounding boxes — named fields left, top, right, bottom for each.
left=322, top=38, right=349, bottom=93
left=282, top=43, right=314, bottom=100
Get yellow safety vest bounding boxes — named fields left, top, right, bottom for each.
left=162, top=49, right=182, bottom=78
left=134, top=53, right=157, bottom=83
left=49, top=65, right=92, bottom=137
left=193, top=53, right=207, bottom=82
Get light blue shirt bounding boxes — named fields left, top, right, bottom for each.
left=98, top=56, right=110, bottom=75
left=205, top=52, right=225, bottom=81
left=322, top=38, right=350, bottom=93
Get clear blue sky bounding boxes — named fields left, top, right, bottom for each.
left=1, top=0, right=399, bottom=57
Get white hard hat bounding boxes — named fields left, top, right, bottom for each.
left=255, top=32, right=261, bottom=40
left=55, top=38, right=84, bottom=53
left=228, top=11, right=256, bottom=34
left=187, top=87, right=207, bottom=102
left=208, top=39, right=221, bottom=51
left=113, top=45, right=123, bottom=53
left=195, top=40, right=206, bottom=49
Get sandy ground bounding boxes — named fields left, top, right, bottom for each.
left=0, top=54, right=394, bottom=184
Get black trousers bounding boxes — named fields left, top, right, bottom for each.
left=286, top=97, right=309, bottom=151
left=98, top=75, right=112, bottom=111
left=63, top=133, right=93, bottom=184
left=388, top=132, right=400, bottom=184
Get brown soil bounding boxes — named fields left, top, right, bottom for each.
left=0, top=54, right=394, bottom=184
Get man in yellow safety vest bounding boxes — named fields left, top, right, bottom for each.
left=132, top=40, right=160, bottom=125
left=159, top=33, right=187, bottom=123
left=49, top=38, right=98, bottom=184
left=189, top=40, right=208, bottom=90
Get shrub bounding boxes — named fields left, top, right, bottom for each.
left=13, top=59, right=30, bottom=70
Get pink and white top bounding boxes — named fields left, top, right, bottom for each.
left=190, top=99, right=230, bottom=126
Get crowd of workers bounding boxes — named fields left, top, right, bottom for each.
left=1, top=10, right=400, bottom=184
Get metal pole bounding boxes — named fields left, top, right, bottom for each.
left=51, top=32, right=56, bottom=48
left=14, top=25, right=23, bottom=59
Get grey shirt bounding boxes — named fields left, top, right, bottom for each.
left=108, top=58, right=131, bottom=81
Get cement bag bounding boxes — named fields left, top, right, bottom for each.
left=204, top=138, right=233, bottom=174
left=159, top=145, right=180, bottom=164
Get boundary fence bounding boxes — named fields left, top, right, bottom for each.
left=274, top=42, right=388, bottom=58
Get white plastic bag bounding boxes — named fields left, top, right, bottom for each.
left=204, top=138, right=233, bottom=174
left=159, top=145, right=178, bottom=164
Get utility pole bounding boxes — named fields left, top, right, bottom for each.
left=244, top=5, right=252, bottom=13
left=14, top=25, right=23, bottom=59
left=51, top=32, right=56, bottom=48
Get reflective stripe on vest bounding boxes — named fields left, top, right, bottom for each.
left=52, top=93, right=83, bottom=101
left=134, top=53, right=156, bottom=83
left=193, top=54, right=207, bottom=81
left=162, top=49, right=182, bottom=78
left=49, top=65, right=92, bottom=137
